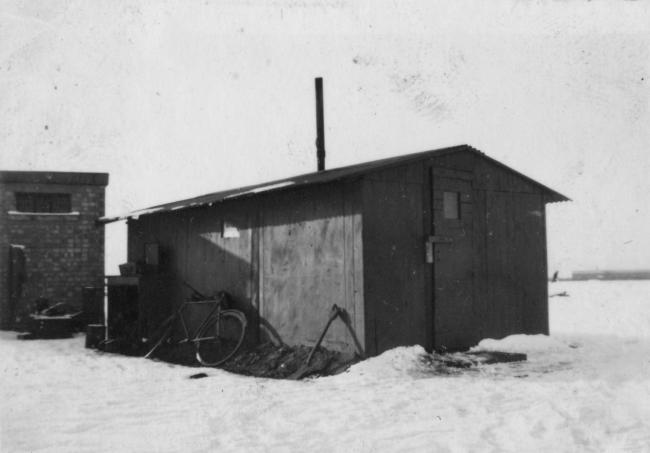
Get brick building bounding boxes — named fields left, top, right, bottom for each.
left=0, top=171, right=108, bottom=329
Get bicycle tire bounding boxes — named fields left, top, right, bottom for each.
left=195, top=309, right=247, bottom=366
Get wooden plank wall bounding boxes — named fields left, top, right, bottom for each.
left=126, top=181, right=365, bottom=353
left=126, top=150, right=550, bottom=356
left=476, top=160, right=549, bottom=338
left=482, top=191, right=548, bottom=337
left=128, top=212, right=189, bottom=336
left=361, top=150, right=550, bottom=354
left=437, top=152, right=549, bottom=341
left=260, top=182, right=363, bottom=353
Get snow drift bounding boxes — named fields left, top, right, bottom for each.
left=2, top=281, right=650, bottom=452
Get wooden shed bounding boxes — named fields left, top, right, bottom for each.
left=100, top=145, right=568, bottom=356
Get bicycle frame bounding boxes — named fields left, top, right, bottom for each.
left=144, top=294, right=226, bottom=359
left=176, top=299, right=224, bottom=345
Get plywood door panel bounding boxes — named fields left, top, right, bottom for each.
left=260, top=187, right=355, bottom=352
left=431, top=169, right=475, bottom=351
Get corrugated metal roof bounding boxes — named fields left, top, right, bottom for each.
left=99, top=145, right=569, bottom=223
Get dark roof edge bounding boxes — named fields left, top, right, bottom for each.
left=464, top=146, right=570, bottom=203
left=99, top=144, right=569, bottom=224
left=0, top=171, right=109, bottom=186
left=98, top=145, right=467, bottom=223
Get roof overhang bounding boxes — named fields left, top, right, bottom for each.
left=99, top=145, right=569, bottom=224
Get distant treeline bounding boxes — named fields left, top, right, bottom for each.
left=569, top=270, right=650, bottom=281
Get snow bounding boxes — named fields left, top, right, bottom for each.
left=3, top=281, right=650, bottom=452
left=471, top=334, right=569, bottom=354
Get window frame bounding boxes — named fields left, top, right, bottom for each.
left=14, top=192, right=72, bottom=214
left=442, top=191, right=461, bottom=220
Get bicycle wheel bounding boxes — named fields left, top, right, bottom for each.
left=195, top=309, right=247, bottom=366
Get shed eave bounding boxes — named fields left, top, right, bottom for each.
left=99, top=144, right=570, bottom=223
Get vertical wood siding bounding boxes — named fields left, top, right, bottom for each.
left=260, top=183, right=363, bottom=352
left=362, top=150, right=550, bottom=354
left=361, top=163, right=429, bottom=355
left=127, top=149, right=551, bottom=356
left=127, top=181, right=365, bottom=354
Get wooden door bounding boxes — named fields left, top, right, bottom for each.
left=5, top=245, right=26, bottom=329
left=429, top=168, right=474, bottom=351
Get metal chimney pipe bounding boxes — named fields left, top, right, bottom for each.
left=315, top=77, right=325, bottom=172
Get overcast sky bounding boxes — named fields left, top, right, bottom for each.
left=1, top=0, right=649, bottom=275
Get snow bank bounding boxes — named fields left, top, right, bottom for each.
left=471, top=334, right=570, bottom=354
left=3, top=281, right=650, bottom=452
left=344, top=345, right=429, bottom=379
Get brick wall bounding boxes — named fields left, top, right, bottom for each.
left=0, top=174, right=107, bottom=329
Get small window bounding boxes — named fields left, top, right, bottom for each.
left=15, top=193, right=72, bottom=213
left=443, top=191, right=460, bottom=219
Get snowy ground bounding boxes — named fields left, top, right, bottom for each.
left=2, top=281, right=650, bottom=452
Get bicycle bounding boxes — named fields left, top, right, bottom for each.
left=144, top=291, right=247, bottom=367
